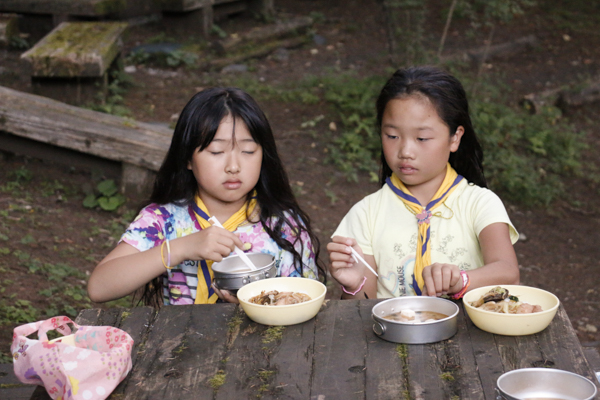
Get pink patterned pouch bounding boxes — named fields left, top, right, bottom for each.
left=11, top=316, right=133, bottom=400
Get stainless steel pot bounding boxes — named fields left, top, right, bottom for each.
left=496, top=368, right=598, bottom=400
left=212, top=252, right=276, bottom=291
left=371, top=297, right=459, bottom=344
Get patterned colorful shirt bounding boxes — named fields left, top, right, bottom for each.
left=121, top=203, right=318, bottom=305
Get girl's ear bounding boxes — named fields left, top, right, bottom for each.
left=187, top=160, right=192, bottom=170
left=450, top=126, right=464, bottom=153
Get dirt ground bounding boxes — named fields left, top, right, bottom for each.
left=1, top=0, right=599, bottom=366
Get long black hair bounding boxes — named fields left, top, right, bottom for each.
left=139, top=87, right=325, bottom=307
left=376, top=66, right=486, bottom=187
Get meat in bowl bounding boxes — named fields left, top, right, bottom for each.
left=249, top=290, right=312, bottom=306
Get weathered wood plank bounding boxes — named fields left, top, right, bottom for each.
left=28, top=386, right=49, bottom=399
left=0, top=0, right=126, bottom=16
left=122, top=303, right=236, bottom=400
left=0, top=85, right=172, bottom=172
left=215, top=308, right=275, bottom=399
left=495, top=333, right=543, bottom=371
left=261, top=316, right=317, bottom=399
left=583, top=346, right=600, bottom=372
left=21, top=22, right=128, bottom=78
left=463, top=307, right=505, bottom=399
left=406, top=342, right=447, bottom=399
left=537, top=306, right=599, bottom=383
left=451, top=306, right=484, bottom=400
left=0, top=362, right=35, bottom=400
left=311, top=299, right=368, bottom=399
left=359, top=300, right=408, bottom=400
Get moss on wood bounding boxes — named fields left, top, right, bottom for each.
left=21, top=21, right=128, bottom=77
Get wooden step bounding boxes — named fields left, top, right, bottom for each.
left=20, top=21, right=128, bottom=105
left=21, top=21, right=128, bottom=78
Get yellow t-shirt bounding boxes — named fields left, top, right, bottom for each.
left=333, top=180, right=519, bottom=298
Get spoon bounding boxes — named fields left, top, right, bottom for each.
left=208, top=216, right=257, bottom=271
left=348, top=246, right=379, bottom=277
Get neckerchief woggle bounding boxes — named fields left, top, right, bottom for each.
left=385, top=164, right=463, bottom=295
left=190, top=194, right=257, bottom=304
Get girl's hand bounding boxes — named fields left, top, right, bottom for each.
left=212, top=283, right=240, bottom=304
left=422, top=263, right=463, bottom=297
left=178, top=226, right=245, bottom=262
left=327, top=236, right=370, bottom=292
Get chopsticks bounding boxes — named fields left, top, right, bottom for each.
left=349, top=246, right=379, bottom=277
left=208, top=216, right=257, bottom=271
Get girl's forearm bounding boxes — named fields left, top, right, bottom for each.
left=466, top=260, right=520, bottom=292
left=87, top=245, right=167, bottom=303
left=88, top=236, right=197, bottom=303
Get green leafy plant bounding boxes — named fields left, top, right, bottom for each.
left=303, top=68, right=583, bottom=206
left=125, top=46, right=201, bottom=69
left=86, top=65, right=134, bottom=117
left=83, top=180, right=126, bottom=211
left=211, top=24, right=228, bottom=39
left=9, top=35, right=30, bottom=49
left=166, top=49, right=199, bottom=67
left=0, top=299, right=40, bottom=324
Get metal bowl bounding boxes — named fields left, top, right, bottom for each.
left=371, top=297, right=459, bottom=344
left=496, top=368, right=598, bottom=400
left=211, top=252, right=276, bottom=291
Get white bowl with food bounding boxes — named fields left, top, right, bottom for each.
left=463, top=285, right=560, bottom=336
left=237, top=277, right=327, bottom=326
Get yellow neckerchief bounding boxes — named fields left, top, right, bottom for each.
left=191, top=193, right=257, bottom=304
left=385, top=164, right=463, bottom=295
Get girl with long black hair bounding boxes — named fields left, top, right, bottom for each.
left=328, top=66, right=519, bottom=300
left=88, top=87, right=325, bottom=307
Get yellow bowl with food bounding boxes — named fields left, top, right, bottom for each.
left=463, top=285, right=560, bottom=336
left=237, top=277, right=327, bottom=326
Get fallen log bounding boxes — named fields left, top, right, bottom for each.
left=467, top=34, right=538, bottom=63
left=558, top=81, right=600, bottom=108
left=521, top=80, right=600, bottom=114
left=520, top=87, right=564, bottom=114
left=208, top=35, right=309, bottom=69
left=212, top=15, right=313, bottom=55
left=441, top=35, right=538, bottom=64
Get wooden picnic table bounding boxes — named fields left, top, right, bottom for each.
left=29, top=299, right=600, bottom=399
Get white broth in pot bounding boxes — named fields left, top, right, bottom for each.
left=383, top=309, right=448, bottom=323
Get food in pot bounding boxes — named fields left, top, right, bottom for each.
left=383, top=309, right=449, bottom=323
left=469, top=286, right=543, bottom=314
left=249, top=290, right=312, bottom=306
